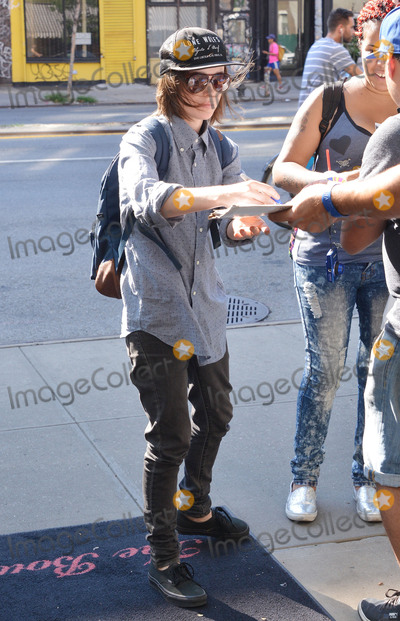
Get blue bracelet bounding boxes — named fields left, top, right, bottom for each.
left=321, top=185, right=348, bottom=218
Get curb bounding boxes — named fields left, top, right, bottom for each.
left=0, top=117, right=294, bottom=137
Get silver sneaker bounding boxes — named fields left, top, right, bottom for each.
left=285, top=484, right=317, bottom=522
left=353, top=485, right=382, bottom=522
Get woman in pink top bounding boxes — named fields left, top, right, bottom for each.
left=262, top=34, right=283, bottom=89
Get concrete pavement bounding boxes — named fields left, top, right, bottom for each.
left=1, top=78, right=398, bottom=621
left=1, top=323, right=395, bottom=621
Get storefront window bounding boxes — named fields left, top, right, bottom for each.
left=277, top=0, right=303, bottom=68
left=25, top=0, right=100, bottom=61
left=147, top=0, right=208, bottom=57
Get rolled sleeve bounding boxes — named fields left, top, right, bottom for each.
left=119, top=126, right=183, bottom=229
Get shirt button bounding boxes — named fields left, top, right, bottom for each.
left=180, top=147, right=184, bottom=152
left=199, top=227, right=203, bottom=232
left=194, top=162, right=197, bottom=167
left=195, top=138, right=199, bottom=143
left=193, top=291, right=197, bottom=296
left=196, top=260, right=200, bottom=265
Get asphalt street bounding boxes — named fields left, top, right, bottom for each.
left=1, top=120, right=296, bottom=346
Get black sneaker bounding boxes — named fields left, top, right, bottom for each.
left=358, top=589, right=400, bottom=620
left=148, top=561, right=207, bottom=608
left=176, top=506, right=249, bottom=541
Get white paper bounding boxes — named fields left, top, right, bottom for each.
left=208, top=203, right=292, bottom=219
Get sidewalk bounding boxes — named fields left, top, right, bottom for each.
left=0, top=75, right=302, bottom=108
left=1, top=77, right=396, bottom=621
left=0, top=321, right=395, bottom=621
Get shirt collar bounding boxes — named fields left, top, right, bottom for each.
left=170, top=115, right=210, bottom=153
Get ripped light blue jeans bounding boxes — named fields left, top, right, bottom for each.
left=292, top=261, right=388, bottom=487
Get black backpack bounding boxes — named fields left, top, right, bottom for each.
left=90, top=117, right=232, bottom=298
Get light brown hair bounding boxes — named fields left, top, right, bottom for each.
left=155, top=71, right=227, bottom=124
left=155, top=63, right=251, bottom=125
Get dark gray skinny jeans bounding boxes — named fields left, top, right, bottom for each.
left=126, top=330, right=233, bottom=568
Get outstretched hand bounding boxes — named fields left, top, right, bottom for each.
left=227, top=216, right=270, bottom=240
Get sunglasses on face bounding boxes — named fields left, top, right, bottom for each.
left=184, top=72, right=231, bottom=94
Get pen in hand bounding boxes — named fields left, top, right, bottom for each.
left=240, top=172, right=282, bottom=204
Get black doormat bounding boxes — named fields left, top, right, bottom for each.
left=0, top=516, right=334, bottom=621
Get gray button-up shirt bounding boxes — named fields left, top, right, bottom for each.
left=118, top=114, right=246, bottom=365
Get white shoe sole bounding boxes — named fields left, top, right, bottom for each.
left=285, top=506, right=317, bottom=522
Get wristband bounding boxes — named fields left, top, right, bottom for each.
left=321, top=184, right=348, bottom=218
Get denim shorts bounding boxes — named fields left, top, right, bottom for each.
left=363, top=326, right=400, bottom=487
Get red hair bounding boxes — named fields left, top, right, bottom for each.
left=355, top=0, right=395, bottom=39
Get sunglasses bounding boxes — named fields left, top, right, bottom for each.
left=184, top=72, right=231, bottom=94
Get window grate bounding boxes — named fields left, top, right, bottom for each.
left=227, top=296, right=270, bottom=325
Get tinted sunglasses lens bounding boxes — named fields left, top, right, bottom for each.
left=211, top=74, right=230, bottom=92
left=187, top=75, right=209, bottom=93
left=186, top=73, right=230, bottom=93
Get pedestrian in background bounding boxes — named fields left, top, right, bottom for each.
left=298, top=7, right=362, bottom=107
left=262, top=34, right=284, bottom=91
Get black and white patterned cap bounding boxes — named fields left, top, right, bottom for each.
left=159, top=27, right=244, bottom=75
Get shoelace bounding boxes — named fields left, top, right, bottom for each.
left=171, top=562, right=195, bottom=586
left=383, top=589, right=400, bottom=607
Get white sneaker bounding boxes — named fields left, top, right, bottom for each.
left=353, top=485, right=382, bottom=522
left=285, top=484, right=317, bottom=522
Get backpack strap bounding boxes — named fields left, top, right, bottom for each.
left=118, top=117, right=182, bottom=270
left=208, top=126, right=234, bottom=249
left=143, top=116, right=171, bottom=180
left=318, top=80, right=344, bottom=139
left=209, top=126, right=233, bottom=169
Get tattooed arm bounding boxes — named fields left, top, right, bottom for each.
left=270, top=164, right=400, bottom=232
left=272, top=86, right=332, bottom=195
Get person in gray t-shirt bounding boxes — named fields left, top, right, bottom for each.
left=298, top=8, right=362, bottom=107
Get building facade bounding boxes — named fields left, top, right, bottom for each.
left=0, top=1, right=12, bottom=83
left=10, top=0, right=147, bottom=86
left=3, top=0, right=365, bottom=86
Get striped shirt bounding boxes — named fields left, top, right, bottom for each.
left=298, top=37, right=354, bottom=107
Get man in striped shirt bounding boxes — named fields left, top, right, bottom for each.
left=298, top=8, right=362, bottom=107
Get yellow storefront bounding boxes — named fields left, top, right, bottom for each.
left=10, top=0, right=147, bottom=86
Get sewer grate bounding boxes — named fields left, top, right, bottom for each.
left=227, top=296, right=270, bottom=325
